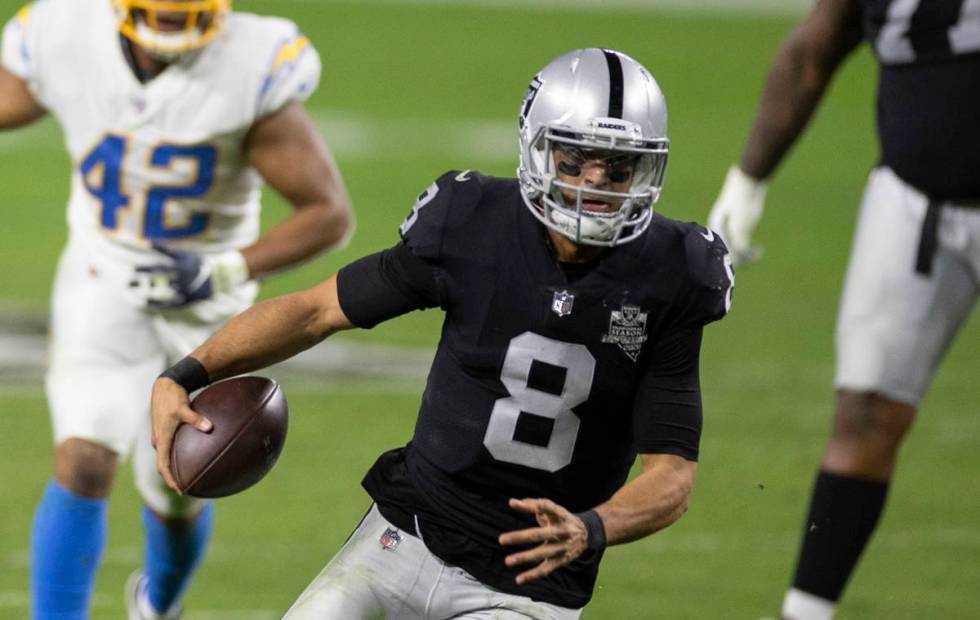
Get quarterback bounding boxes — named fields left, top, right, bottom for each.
left=151, top=48, right=734, bottom=618
left=708, top=0, right=980, bottom=618
left=0, top=0, right=352, bottom=618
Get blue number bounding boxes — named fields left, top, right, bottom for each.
left=77, top=136, right=217, bottom=240
left=144, top=144, right=217, bottom=239
left=80, top=134, right=130, bottom=229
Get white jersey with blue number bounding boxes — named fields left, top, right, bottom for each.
left=1, top=0, right=321, bottom=255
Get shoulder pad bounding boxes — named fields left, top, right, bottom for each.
left=229, top=15, right=321, bottom=116
left=398, top=170, right=485, bottom=260
left=682, top=224, right=734, bottom=324
left=2, top=5, right=32, bottom=79
left=3, top=0, right=56, bottom=82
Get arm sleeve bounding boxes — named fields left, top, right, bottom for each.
left=679, top=225, right=734, bottom=328
left=336, top=241, right=443, bottom=329
left=632, top=326, right=703, bottom=461
left=398, top=171, right=464, bottom=261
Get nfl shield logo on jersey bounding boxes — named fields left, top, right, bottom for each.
left=379, top=527, right=402, bottom=551
left=601, top=304, right=649, bottom=361
left=551, top=290, right=575, bottom=317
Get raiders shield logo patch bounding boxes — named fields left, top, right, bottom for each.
left=601, top=304, right=649, bottom=361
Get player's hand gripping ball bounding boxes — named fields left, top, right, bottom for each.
left=170, top=377, right=288, bottom=498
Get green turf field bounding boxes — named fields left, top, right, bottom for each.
left=1, top=1, right=978, bottom=618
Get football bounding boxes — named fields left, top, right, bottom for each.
left=170, top=376, right=288, bottom=498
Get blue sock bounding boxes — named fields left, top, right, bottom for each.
left=141, top=503, right=213, bottom=614
left=30, top=479, right=108, bottom=620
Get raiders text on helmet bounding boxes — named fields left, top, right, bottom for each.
left=518, top=48, right=669, bottom=246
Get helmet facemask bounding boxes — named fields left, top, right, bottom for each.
left=114, top=0, right=229, bottom=62
left=520, top=122, right=669, bottom=247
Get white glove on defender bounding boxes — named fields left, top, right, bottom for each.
left=708, top=166, right=768, bottom=267
left=132, top=246, right=250, bottom=309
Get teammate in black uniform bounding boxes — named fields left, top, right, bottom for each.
left=152, top=48, right=733, bottom=618
left=708, top=1, right=980, bottom=618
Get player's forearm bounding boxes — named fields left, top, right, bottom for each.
left=0, top=66, right=45, bottom=129
left=595, top=454, right=696, bottom=546
left=191, top=277, right=350, bottom=381
left=240, top=200, right=353, bottom=279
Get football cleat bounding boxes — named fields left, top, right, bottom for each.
left=114, top=0, right=230, bottom=61
left=518, top=48, right=670, bottom=247
left=125, top=570, right=183, bottom=620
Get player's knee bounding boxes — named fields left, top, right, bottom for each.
left=831, top=390, right=917, bottom=446
left=54, top=437, right=119, bottom=498
left=136, top=466, right=206, bottom=518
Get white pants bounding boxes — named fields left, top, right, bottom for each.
left=45, top=231, right=256, bottom=515
left=835, top=167, right=980, bottom=405
left=283, top=505, right=582, bottom=620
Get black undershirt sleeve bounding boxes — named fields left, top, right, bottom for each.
left=632, top=326, right=704, bottom=461
left=336, top=242, right=442, bottom=329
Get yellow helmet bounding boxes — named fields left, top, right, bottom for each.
left=113, top=0, right=230, bottom=59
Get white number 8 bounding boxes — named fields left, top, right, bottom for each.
left=483, top=332, right=596, bottom=472
left=399, top=181, right=439, bottom=236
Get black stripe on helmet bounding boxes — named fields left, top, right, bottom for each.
left=602, top=49, right=624, bottom=118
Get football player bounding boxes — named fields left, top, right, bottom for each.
left=0, top=0, right=353, bottom=618
left=707, top=0, right=980, bottom=618
left=150, top=48, right=734, bottom=618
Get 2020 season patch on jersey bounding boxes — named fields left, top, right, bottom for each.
left=1, top=0, right=322, bottom=253
left=600, top=303, right=649, bottom=361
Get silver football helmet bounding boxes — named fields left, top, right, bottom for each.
left=518, top=48, right=669, bottom=246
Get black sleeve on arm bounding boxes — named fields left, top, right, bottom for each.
left=336, top=242, right=442, bottom=329
left=632, top=326, right=704, bottom=461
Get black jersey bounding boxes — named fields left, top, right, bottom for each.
left=337, top=171, right=732, bottom=607
left=862, top=0, right=980, bottom=200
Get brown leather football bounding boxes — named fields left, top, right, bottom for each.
left=170, top=376, right=288, bottom=498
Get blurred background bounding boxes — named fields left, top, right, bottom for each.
left=1, top=0, right=977, bottom=618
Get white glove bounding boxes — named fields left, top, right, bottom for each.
left=132, top=246, right=250, bottom=308
left=708, top=166, right=768, bottom=267
left=206, top=249, right=251, bottom=293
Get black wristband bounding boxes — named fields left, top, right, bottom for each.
left=576, top=509, right=607, bottom=552
left=160, top=356, right=211, bottom=393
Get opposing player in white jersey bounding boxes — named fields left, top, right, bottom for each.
left=0, top=1, right=353, bottom=618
